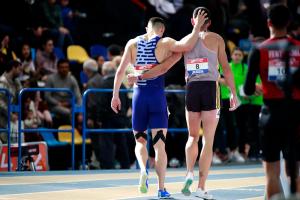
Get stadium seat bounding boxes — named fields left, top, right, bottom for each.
left=239, top=38, right=252, bottom=54
left=227, top=40, right=237, bottom=53
left=90, top=44, right=108, bottom=60
left=31, top=48, right=36, bottom=61
left=39, top=130, right=68, bottom=147
left=67, top=45, right=90, bottom=63
left=58, top=125, right=91, bottom=145
left=53, top=47, right=65, bottom=59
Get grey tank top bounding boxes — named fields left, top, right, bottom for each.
left=184, top=35, right=219, bottom=83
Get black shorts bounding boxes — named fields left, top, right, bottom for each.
left=186, top=81, right=220, bottom=112
left=260, top=100, right=300, bottom=162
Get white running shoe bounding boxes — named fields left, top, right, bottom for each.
left=231, top=151, right=245, bottom=163
left=212, top=154, right=222, bottom=164
left=194, top=188, right=214, bottom=199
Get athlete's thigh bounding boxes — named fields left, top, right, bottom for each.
left=185, top=109, right=201, bottom=137
left=132, top=89, right=148, bottom=132
left=201, top=109, right=219, bottom=142
left=148, top=89, right=168, bottom=129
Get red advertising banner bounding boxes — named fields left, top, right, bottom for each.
left=0, top=142, right=49, bottom=171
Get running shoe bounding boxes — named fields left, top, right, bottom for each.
left=181, top=176, right=193, bottom=196
left=194, top=188, right=214, bottom=199
left=158, top=188, right=171, bottom=199
left=138, top=170, right=148, bottom=193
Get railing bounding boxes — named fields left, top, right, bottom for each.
left=81, top=88, right=188, bottom=169
left=1, top=87, right=187, bottom=171
left=17, top=88, right=76, bottom=170
left=0, top=88, right=11, bottom=171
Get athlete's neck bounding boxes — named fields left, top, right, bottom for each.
left=270, top=28, right=287, bottom=39
left=146, top=31, right=162, bottom=40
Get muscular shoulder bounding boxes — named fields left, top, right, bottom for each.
left=205, top=32, right=224, bottom=44
left=127, top=37, right=139, bottom=49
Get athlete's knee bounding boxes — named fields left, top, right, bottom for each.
left=152, top=130, right=166, bottom=146
left=134, top=132, right=147, bottom=144
left=188, top=135, right=199, bottom=144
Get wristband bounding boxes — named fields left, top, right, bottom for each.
left=137, top=75, right=143, bottom=80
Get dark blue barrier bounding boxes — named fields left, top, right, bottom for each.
left=81, top=88, right=188, bottom=169
left=0, top=88, right=11, bottom=171
left=18, top=88, right=76, bottom=170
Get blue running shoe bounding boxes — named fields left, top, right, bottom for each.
left=138, top=170, right=148, bottom=193
left=158, top=188, right=171, bottom=199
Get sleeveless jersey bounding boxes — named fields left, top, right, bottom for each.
left=134, top=35, right=164, bottom=88
left=184, top=33, right=219, bottom=83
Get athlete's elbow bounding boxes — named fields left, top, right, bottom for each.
left=183, top=44, right=193, bottom=52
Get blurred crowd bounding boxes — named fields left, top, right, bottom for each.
left=0, top=0, right=299, bottom=170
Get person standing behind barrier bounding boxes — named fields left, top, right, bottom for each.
left=111, top=12, right=207, bottom=198
left=127, top=7, right=239, bottom=199
left=97, top=61, right=130, bottom=169
left=228, top=48, right=250, bottom=162
left=215, top=65, right=242, bottom=163
left=83, top=58, right=102, bottom=168
left=44, top=59, right=81, bottom=125
left=0, top=60, right=23, bottom=143
left=244, top=4, right=300, bottom=199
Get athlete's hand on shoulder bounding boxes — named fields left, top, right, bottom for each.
left=229, top=94, right=240, bottom=111
left=127, top=73, right=138, bottom=85
left=111, top=96, right=121, bottom=114
left=194, top=9, right=208, bottom=30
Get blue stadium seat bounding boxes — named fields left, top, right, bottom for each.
left=39, top=130, right=68, bottom=147
left=31, top=48, right=36, bottom=61
left=54, top=47, right=65, bottom=59
left=90, top=44, right=108, bottom=60
left=239, top=39, right=252, bottom=54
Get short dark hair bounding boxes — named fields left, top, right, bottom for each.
left=193, top=7, right=210, bottom=23
left=57, top=58, right=69, bottom=67
left=108, top=44, right=122, bottom=56
left=148, top=17, right=165, bottom=29
left=5, top=60, right=21, bottom=72
left=268, top=3, right=290, bottom=29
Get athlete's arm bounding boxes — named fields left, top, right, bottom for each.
left=127, top=53, right=182, bottom=84
left=218, top=36, right=239, bottom=111
left=244, top=48, right=260, bottom=96
left=111, top=39, right=134, bottom=113
left=167, top=10, right=207, bottom=52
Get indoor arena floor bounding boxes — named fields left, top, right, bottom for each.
left=0, top=164, right=265, bottom=200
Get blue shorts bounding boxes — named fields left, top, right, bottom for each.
left=132, top=87, right=168, bottom=131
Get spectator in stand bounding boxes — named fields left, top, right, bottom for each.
left=35, top=38, right=58, bottom=81
left=59, top=0, right=86, bottom=36
left=0, top=33, right=16, bottom=75
left=0, top=60, right=23, bottom=143
left=39, top=0, right=73, bottom=49
left=19, top=43, right=36, bottom=77
left=44, top=59, right=81, bottom=125
left=107, top=44, right=122, bottom=61
left=95, top=55, right=105, bottom=75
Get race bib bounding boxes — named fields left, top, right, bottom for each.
left=186, top=58, right=209, bottom=76
left=268, top=59, right=285, bottom=81
left=268, top=59, right=297, bottom=81
left=134, top=64, right=156, bottom=75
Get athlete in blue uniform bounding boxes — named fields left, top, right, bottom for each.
left=111, top=12, right=207, bottom=198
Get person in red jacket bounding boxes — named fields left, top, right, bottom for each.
left=244, top=3, right=300, bottom=199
